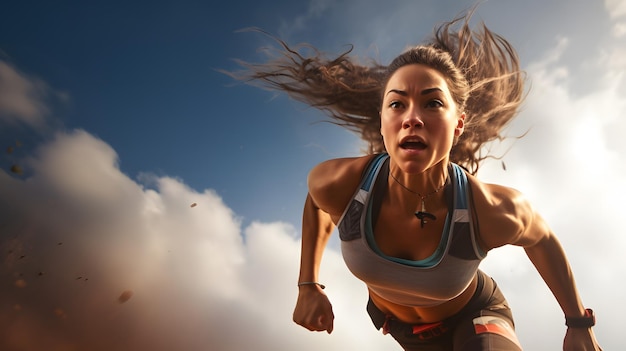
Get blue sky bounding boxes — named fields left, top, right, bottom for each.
left=1, top=0, right=625, bottom=350
left=1, top=1, right=320, bottom=226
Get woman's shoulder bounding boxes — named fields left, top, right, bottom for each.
left=465, top=173, right=534, bottom=250
left=466, top=173, right=527, bottom=206
left=307, top=154, right=379, bottom=219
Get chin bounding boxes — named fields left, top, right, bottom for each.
left=392, top=158, right=429, bottom=174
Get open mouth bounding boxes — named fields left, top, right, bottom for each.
left=400, top=141, right=427, bottom=150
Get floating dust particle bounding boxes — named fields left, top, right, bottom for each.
left=10, top=164, right=23, bottom=175
left=118, top=290, right=133, bottom=303
left=15, top=279, right=27, bottom=288
left=54, top=308, right=67, bottom=319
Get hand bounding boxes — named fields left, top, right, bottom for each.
left=293, top=285, right=334, bottom=333
left=563, top=327, right=602, bottom=351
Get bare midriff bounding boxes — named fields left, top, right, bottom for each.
left=368, top=273, right=478, bottom=324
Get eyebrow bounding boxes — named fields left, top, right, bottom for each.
left=385, top=87, right=443, bottom=97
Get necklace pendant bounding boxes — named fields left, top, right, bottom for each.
left=389, top=171, right=446, bottom=228
left=415, top=198, right=436, bottom=228
left=415, top=211, right=436, bottom=228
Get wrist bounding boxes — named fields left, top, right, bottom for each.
left=565, top=308, right=595, bottom=328
left=297, top=281, right=326, bottom=289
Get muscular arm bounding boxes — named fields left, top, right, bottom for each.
left=475, top=180, right=601, bottom=349
left=297, top=193, right=335, bottom=286
left=292, top=156, right=372, bottom=333
left=517, top=212, right=585, bottom=318
left=297, top=157, right=368, bottom=284
left=518, top=208, right=601, bottom=350
left=293, top=193, right=336, bottom=333
left=477, top=183, right=587, bottom=317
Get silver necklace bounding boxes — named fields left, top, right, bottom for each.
left=389, top=171, right=447, bottom=228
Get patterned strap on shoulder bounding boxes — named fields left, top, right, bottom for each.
left=360, top=153, right=389, bottom=192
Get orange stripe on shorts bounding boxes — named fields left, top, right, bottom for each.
left=473, top=316, right=522, bottom=348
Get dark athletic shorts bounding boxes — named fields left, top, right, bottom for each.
left=367, top=270, right=523, bottom=351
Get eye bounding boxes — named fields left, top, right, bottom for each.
left=388, top=100, right=405, bottom=109
left=425, top=99, right=444, bottom=109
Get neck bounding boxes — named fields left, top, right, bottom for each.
left=387, top=159, right=449, bottom=215
left=389, top=160, right=449, bottom=196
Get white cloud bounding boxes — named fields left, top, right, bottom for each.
left=612, top=21, right=626, bottom=37
left=0, top=130, right=399, bottom=351
left=605, top=0, right=626, bottom=38
left=605, top=0, right=626, bottom=18
left=277, top=0, right=334, bottom=40
left=0, top=61, right=54, bottom=129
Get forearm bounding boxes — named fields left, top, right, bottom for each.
left=298, top=193, right=335, bottom=284
left=524, top=233, right=586, bottom=318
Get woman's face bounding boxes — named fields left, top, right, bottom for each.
left=380, top=64, right=465, bottom=174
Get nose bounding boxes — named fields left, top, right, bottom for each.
left=402, top=109, right=424, bottom=129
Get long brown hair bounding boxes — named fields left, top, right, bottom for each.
left=228, top=11, right=525, bottom=174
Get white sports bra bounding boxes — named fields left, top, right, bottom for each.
left=338, top=154, right=487, bottom=307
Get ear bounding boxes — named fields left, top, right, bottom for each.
left=454, top=112, right=466, bottom=137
